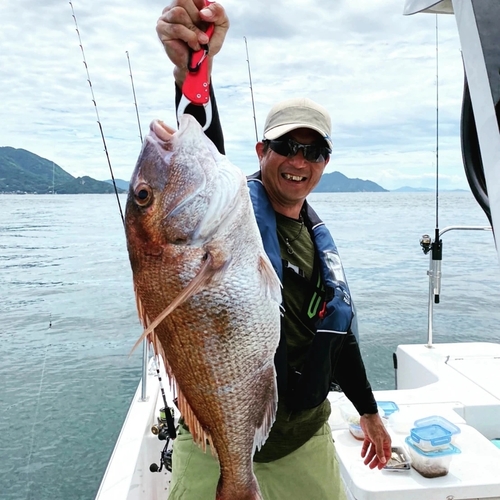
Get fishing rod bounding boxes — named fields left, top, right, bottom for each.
left=420, top=15, right=442, bottom=347
left=126, top=51, right=144, bottom=144
left=124, top=50, right=180, bottom=458
left=431, top=13, right=442, bottom=308
left=69, top=1, right=124, bottom=225
left=243, top=36, right=259, bottom=142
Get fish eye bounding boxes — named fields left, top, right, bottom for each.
left=134, top=183, right=152, bottom=207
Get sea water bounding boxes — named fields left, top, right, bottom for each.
left=1, top=191, right=499, bottom=500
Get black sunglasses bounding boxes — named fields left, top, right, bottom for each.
left=267, top=138, right=330, bottom=163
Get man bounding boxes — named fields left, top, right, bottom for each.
left=157, top=2, right=392, bottom=499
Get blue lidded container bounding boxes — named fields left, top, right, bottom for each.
left=410, top=424, right=452, bottom=451
left=414, top=415, right=461, bottom=445
left=376, top=401, right=399, bottom=417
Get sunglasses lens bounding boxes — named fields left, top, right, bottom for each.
left=303, top=146, right=322, bottom=162
left=268, top=140, right=290, bottom=157
left=268, top=139, right=329, bottom=163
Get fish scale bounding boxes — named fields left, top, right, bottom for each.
left=125, top=114, right=282, bottom=500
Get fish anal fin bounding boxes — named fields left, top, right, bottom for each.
left=252, top=363, right=278, bottom=454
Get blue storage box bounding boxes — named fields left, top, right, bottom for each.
left=410, top=424, right=452, bottom=451
left=376, top=401, right=399, bottom=417
left=414, top=415, right=461, bottom=445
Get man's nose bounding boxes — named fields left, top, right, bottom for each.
left=288, top=150, right=308, bottom=167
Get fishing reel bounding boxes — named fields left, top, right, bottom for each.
left=420, top=234, right=432, bottom=254
left=150, top=406, right=176, bottom=474
left=420, top=232, right=442, bottom=303
left=151, top=406, right=175, bottom=441
left=150, top=447, right=173, bottom=473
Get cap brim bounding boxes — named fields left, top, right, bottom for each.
left=264, top=123, right=333, bottom=151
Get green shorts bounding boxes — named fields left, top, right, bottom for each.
left=168, top=422, right=347, bottom=500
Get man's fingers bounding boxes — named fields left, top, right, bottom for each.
left=157, top=6, right=207, bottom=51
left=199, top=2, right=229, bottom=56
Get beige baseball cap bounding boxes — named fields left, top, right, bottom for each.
left=263, top=97, right=332, bottom=151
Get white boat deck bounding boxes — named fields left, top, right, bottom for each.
left=96, top=341, right=500, bottom=500
left=330, top=342, right=500, bottom=500
left=95, top=360, right=173, bottom=500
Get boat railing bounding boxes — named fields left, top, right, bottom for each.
left=420, top=225, right=492, bottom=347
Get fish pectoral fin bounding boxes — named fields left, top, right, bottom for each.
left=258, top=254, right=282, bottom=305
left=130, top=250, right=229, bottom=354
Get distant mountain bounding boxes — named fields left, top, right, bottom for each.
left=314, top=171, right=387, bottom=192
left=104, top=179, right=130, bottom=191
left=0, top=147, right=127, bottom=194
left=109, top=172, right=387, bottom=194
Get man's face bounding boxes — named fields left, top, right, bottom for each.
left=256, top=127, right=330, bottom=218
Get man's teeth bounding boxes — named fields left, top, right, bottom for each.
left=283, top=173, right=305, bottom=181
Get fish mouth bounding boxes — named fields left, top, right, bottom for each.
left=150, top=120, right=176, bottom=142
left=282, top=173, right=306, bottom=182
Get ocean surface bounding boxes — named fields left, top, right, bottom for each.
left=1, top=191, right=500, bottom=499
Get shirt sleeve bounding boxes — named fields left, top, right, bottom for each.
left=175, top=82, right=225, bottom=154
left=333, top=330, right=378, bottom=415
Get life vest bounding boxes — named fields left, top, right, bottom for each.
left=248, top=174, right=359, bottom=410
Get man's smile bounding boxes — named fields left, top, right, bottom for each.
left=282, top=173, right=306, bottom=182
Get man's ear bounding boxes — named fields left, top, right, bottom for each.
left=255, top=141, right=264, bottom=161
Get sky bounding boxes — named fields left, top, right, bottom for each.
left=1, top=0, right=470, bottom=191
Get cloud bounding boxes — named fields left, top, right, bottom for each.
left=0, top=0, right=469, bottom=190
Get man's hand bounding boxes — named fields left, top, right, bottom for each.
left=156, top=0, right=229, bottom=85
left=359, top=412, right=392, bottom=469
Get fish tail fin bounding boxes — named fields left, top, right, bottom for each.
left=216, top=475, right=263, bottom=500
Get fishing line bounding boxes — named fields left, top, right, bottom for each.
left=434, top=14, right=440, bottom=231
left=69, top=1, right=124, bottom=225
left=244, top=36, right=259, bottom=142
left=25, top=329, right=50, bottom=498
left=126, top=51, right=143, bottom=144
left=432, top=14, right=443, bottom=306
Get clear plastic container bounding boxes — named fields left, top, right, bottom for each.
left=387, top=408, right=415, bottom=434
left=405, top=436, right=461, bottom=478
left=410, top=424, right=452, bottom=451
left=414, top=415, right=461, bottom=446
left=340, top=402, right=361, bottom=426
left=349, top=423, right=365, bottom=440
left=340, top=402, right=385, bottom=427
